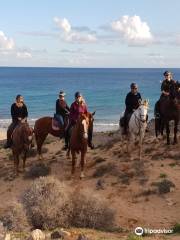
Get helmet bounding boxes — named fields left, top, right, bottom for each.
left=75, top=91, right=82, bottom=98
left=163, top=71, right=171, bottom=76
left=59, top=91, right=66, bottom=97
left=130, top=83, right=138, bottom=89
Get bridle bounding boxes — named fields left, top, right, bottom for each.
left=134, top=105, right=147, bottom=130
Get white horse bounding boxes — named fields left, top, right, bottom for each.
left=120, top=99, right=149, bottom=160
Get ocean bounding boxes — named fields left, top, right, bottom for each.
left=0, top=67, right=179, bottom=133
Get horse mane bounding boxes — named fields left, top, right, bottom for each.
left=141, top=99, right=149, bottom=108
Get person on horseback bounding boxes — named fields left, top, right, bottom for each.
left=155, top=71, right=177, bottom=117
left=55, top=91, right=70, bottom=127
left=64, top=91, right=94, bottom=150
left=4, top=94, right=28, bottom=149
left=122, top=83, right=142, bottom=135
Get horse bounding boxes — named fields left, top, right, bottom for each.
left=120, top=100, right=149, bottom=160
left=33, top=116, right=67, bottom=160
left=67, top=112, right=95, bottom=179
left=155, top=92, right=180, bottom=145
left=11, top=122, right=34, bottom=176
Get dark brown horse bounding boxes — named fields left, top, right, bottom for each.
left=34, top=116, right=66, bottom=160
left=67, top=112, right=95, bottom=179
left=12, top=122, right=33, bottom=176
left=157, top=91, right=180, bottom=145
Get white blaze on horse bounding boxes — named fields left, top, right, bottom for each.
left=121, top=99, right=149, bottom=160
left=67, top=112, right=95, bottom=179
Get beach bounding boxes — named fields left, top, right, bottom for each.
left=0, top=120, right=179, bottom=239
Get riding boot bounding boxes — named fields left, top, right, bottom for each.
left=88, top=129, right=94, bottom=149
left=4, top=122, right=16, bottom=149
left=63, top=132, right=69, bottom=150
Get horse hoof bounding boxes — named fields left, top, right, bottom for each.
left=80, top=172, right=85, bottom=179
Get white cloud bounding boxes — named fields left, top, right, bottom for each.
left=16, top=51, right=32, bottom=59
left=111, top=15, right=153, bottom=46
left=0, top=31, right=15, bottom=50
left=0, top=30, right=32, bottom=61
left=54, top=17, right=71, bottom=33
left=54, top=17, right=97, bottom=43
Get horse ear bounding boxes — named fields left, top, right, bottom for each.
left=92, top=111, right=96, bottom=116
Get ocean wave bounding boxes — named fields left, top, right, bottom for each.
left=0, top=118, right=119, bottom=132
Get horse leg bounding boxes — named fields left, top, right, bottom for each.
left=173, top=120, right=178, bottom=144
left=23, top=151, right=27, bottom=172
left=139, top=132, right=144, bottom=161
left=80, top=151, right=86, bottom=179
left=71, top=150, right=76, bottom=176
left=13, top=152, right=19, bottom=176
left=36, top=133, right=47, bottom=160
left=166, top=121, right=170, bottom=145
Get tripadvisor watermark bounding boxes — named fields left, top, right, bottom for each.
left=135, top=226, right=173, bottom=236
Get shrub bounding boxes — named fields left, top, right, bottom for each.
left=0, top=202, right=29, bottom=231
left=71, top=189, right=115, bottom=231
left=173, top=223, right=180, bottom=233
left=24, top=163, right=51, bottom=179
left=22, top=176, right=72, bottom=230
left=158, top=179, right=175, bottom=194
left=93, top=163, right=118, bottom=178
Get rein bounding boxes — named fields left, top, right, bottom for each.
left=133, top=107, right=147, bottom=134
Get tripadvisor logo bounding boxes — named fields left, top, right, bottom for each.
left=135, top=227, right=144, bottom=236
left=135, top=226, right=173, bottom=235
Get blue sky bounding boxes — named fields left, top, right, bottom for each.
left=0, top=0, right=180, bottom=67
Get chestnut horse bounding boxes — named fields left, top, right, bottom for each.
left=12, top=122, right=33, bottom=176
left=34, top=116, right=65, bottom=160
left=67, top=112, right=95, bottom=179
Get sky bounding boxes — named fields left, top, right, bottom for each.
left=0, top=0, right=180, bottom=67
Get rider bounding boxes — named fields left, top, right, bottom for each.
left=155, top=71, right=177, bottom=117
left=55, top=91, right=70, bottom=127
left=123, top=83, right=142, bottom=134
left=4, top=94, right=28, bottom=148
left=64, top=91, right=94, bottom=150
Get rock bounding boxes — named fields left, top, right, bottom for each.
left=76, top=234, right=89, bottom=240
left=60, top=229, right=71, bottom=237
left=0, top=221, right=6, bottom=240
left=31, top=229, right=45, bottom=240
left=4, top=233, right=11, bottom=240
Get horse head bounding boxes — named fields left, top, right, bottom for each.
left=21, top=122, right=34, bottom=145
left=137, top=99, right=149, bottom=123
left=78, top=112, right=95, bottom=139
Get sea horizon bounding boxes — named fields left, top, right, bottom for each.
left=0, top=67, right=180, bottom=133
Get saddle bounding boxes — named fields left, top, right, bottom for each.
left=52, top=115, right=69, bottom=131
left=52, top=118, right=61, bottom=131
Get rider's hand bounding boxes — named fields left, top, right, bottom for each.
left=18, top=117, right=22, bottom=121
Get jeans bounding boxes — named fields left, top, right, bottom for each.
left=54, top=114, right=64, bottom=127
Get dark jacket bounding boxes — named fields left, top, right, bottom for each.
left=161, top=79, right=176, bottom=98
left=11, top=103, right=28, bottom=122
left=56, top=99, right=70, bottom=117
left=125, top=92, right=142, bottom=113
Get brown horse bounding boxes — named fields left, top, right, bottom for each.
left=12, top=122, right=33, bottom=176
left=34, top=116, right=65, bottom=160
left=67, top=112, right=95, bottom=179
left=157, top=91, right=180, bottom=145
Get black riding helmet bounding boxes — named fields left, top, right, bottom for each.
left=75, top=91, right=82, bottom=98
left=163, top=71, right=171, bottom=76
left=130, top=83, right=138, bottom=89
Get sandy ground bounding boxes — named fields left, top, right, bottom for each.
left=0, top=121, right=179, bottom=239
